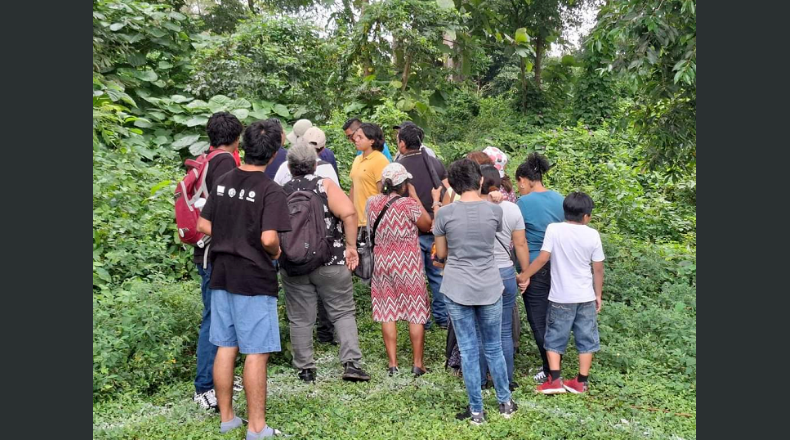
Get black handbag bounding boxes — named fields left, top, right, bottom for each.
left=354, top=196, right=401, bottom=282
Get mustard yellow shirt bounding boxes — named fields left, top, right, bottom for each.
left=350, top=150, right=389, bottom=226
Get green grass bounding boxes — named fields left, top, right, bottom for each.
left=94, top=270, right=696, bottom=440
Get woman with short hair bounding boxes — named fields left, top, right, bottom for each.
left=433, top=158, right=518, bottom=424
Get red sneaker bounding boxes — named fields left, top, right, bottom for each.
left=562, top=377, right=589, bottom=394
left=536, top=377, right=566, bottom=394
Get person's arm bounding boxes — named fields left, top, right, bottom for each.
left=434, top=235, right=448, bottom=260
left=261, top=231, right=280, bottom=259
left=521, top=251, right=550, bottom=279
left=408, top=183, right=432, bottom=232
left=197, top=217, right=212, bottom=236
left=512, top=229, right=530, bottom=285
left=440, top=178, right=451, bottom=205
left=323, top=179, right=359, bottom=271
left=593, top=261, right=604, bottom=313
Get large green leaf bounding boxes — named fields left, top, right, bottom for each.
left=231, top=109, right=249, bottom=120
left=189, top=141, right=210, bottom=156
left=390, top=80, right=403, bottom=89
left=185, top=115, right=209, bottom=127
left=171, top=134, right=200, bottom=149
left=169, top=12, right=186, bottom=21
left=436, top=0, right=455, bottom=10
left=230, top=98, right=252, bottom=109
left=185, top=100, right=209, bottom=110
left=171, top=95, right=193, bottom=103
left=127, top=53, right=146, bottom=67
left=149, top=28, right=166, bottom=38
left=273, top=104, right=290, bottom=117
left=109, top=22, right=125, bottom=31
left=515, top=28, right=529, bottom=44
left=133, top=118, right=152, bottom=128
left=248, top=109, right=270, bottom=120
left=208, top=95, right=233, bottom=113
left=133, top=69, right=158, bottom=82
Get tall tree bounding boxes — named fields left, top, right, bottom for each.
left=588, top=0, right=696, bottom=177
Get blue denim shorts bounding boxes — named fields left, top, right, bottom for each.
left=210, top=290, right=281, bottom=354
left=543, top=301, right=600, bottom=354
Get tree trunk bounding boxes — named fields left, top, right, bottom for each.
left=401, top=53, right=412, bottom=91
left=360, top=0, right=373, bottom=77
left=534, top=34, right=544, bottom=89
left=247, top=0, right=256, bottom=14
left=519, top=56, right=528, bottom=111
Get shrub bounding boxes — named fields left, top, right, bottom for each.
left=93, top=277, right=202, bottom=400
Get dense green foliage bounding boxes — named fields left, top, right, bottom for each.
left=93, top=1, right=695, bottom=438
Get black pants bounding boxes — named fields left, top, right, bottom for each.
left=523, top=261, right=551, bottom=375
left=316, top=297, right=335, bottom=342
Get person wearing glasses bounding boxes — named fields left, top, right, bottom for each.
left=343, top=118, right=393, bottom=162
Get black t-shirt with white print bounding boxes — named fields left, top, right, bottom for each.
left=193, top=153, right=236, bottom=264
left=200, top=168, right=292, bottom=297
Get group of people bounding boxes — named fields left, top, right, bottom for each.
left=188, top=111, right=606, bottom=438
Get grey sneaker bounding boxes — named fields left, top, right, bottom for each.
left=456, top=407, right=486, bottom=425
left=533, top=370, right=547, bottom=383
left=499, top=399, right=518, bottom=419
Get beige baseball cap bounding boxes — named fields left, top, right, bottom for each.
left=301, top=127, right=326, bottom=150
left=286, top=119, right=313, bottom=144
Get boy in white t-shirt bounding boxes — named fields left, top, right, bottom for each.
left=518, top=192, right=605, bottom=394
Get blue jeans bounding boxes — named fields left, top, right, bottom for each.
left=446, top=297, right=512, bottom=413
left=544, top=301, right=600, bottom=354
left=418, top=234, right=446, bottom=326
left=195, top=264, right=218, bottom=394
left=478, top=266, right=517, bottom=385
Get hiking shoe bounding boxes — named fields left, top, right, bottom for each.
left=388, top=366, right=400, bottom=376
left=194, top=388, right=218, bottom=410
left=509, top=381, right=520, bottom=392
left=533, top=370, right=547, bottom=383
left=499, top=400, right=518, bottom=419
left=536, top=377, right=566, bottom=395
left=233, top=375, right=244, bottom=392
left=412, top=366, right=427, bottom=377
left=455, top=407, right=486, bottom=425
left=562, top=377, right=589, bottom=394
left=342, top=362, right=371, bottom=382
left=298, top=368, right=316, bottom=383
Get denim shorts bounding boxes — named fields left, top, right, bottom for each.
left=543, top=300, right=600, bottom=354
left=210, top=290, right=281, bottom=354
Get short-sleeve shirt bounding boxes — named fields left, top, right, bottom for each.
left=433, top=201, right=504, bottom=306
left=356, top=143, right=394, bottom=162
left=516, top=190, right=565, bottom=262
left=318, top=148, right=339, bottom=176
left=194, top=152, right=236, bottom=264
left=273, top=159, right=340, bottom=188
left=541, top=222, right=605, bottom=304
left=200, top=169, right=292, bottom=297
left=493, top=201, right=525, bottom=268
left=264, top=147, right=288, bottom=179
left=349, top=150, right=390, bottom=226
left=397, top=150, right=447, bottom=221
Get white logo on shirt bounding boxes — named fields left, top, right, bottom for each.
left=239, top=189, right=245, bottom=199
left=228, top=188, right=236, bottom=198
left=216, top=185, right=225, bottom=196
left=245, top=190, right=256, bottom=202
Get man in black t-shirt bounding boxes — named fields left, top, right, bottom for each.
left=192, top=112, right=242, bottom=411
left=198, top=119, right=292, bottom=438
left=396, top=124, right=451, bottom=328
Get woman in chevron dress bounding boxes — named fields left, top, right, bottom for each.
left=367, top=163, right=432, bottom=377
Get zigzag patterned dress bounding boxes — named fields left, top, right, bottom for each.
left=367, top=194, right=430, bottom=324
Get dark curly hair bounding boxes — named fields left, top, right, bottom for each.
left=207, top=111, right=243, bottom=147
left=515, top=152, right=551, bottom=183
left=242, top=119, right=282, bottom=166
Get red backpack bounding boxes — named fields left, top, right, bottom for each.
left=174, top=149, right=231, bottom=247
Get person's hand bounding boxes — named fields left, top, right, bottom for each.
left=270, top=247, right=282, bottom=261
left=517, top=273, right=530, bottom=292
left=488, top=190, right=504, bottom=204
left=345, top=245, right=359, bottom=271
left=431, top=186, right=443, bottom=203
left=596, top=297, right=602, bottom=313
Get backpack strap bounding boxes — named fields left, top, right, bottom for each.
left=197, top=150, right=232, bottom=199
left=420, top=152, right=447, bottom=205
left=371, top=196, right=401, bottom=247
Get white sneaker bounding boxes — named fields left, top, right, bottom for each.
left=233, top=375, right=244, bottom=392
left=194, top=388, right=218, bottom=410
left=533, top=370, right=547, bottom=383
